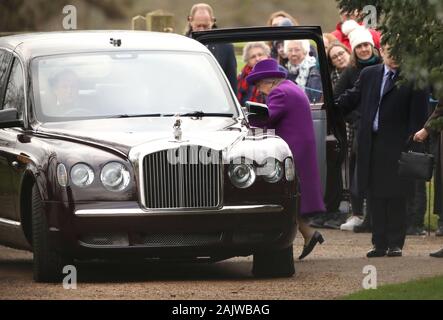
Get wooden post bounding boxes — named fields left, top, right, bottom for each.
left=132, top=15, right=147, bottom=31
left=146, top=10, right=174, bottom=32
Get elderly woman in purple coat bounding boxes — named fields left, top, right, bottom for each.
left=246, top=58, right=326, bottom=260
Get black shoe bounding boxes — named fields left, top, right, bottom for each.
left=406, top=226, right=427, bottom=236
left=299, top=231, right=325, bottom=260
left=323, top=212, right=348, bottom=229
left=387, top=247, right=402, bottom=257
left=366, top=248, right=386, bottom=258
left=430, top=248, right=443, bottom=258
left=309, top=213, right=328, bottom=228
left=436, top=226, right=443, bottom=237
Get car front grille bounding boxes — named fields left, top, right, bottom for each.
left=142, top=146, right=222, bottom=209
left=132, top=232, right=223, bottom=247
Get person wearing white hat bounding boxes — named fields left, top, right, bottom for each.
left=330, top=9, right=381, bottom=51
left=325, top=20, right=382, bottom=232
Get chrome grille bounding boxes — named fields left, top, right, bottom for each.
left=143, top=146, right=222, bottom=209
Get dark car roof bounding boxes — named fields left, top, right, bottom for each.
left=0, top=30, right=208, bottom=60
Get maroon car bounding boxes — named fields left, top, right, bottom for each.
left=0, top=28, right=344, bottom=282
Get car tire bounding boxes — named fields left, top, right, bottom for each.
left=32, top=184, right=70, bottom=283
left=252, top=245, right=295, bottom=278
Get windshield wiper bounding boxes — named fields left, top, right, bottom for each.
left=162, top=111, right=234, bottom=117
left=107, top=113, right=162, bottom=118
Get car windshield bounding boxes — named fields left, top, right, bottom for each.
left=32, top=51, right=238, bottom=122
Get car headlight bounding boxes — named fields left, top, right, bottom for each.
left=100, top=162, right=130, bottom=192
left=229, top=163, right=256, bottom=189
left=71, top=163, right=94, bottom=187
left=285, top=158, right=295, bottom=181
left=261, top=158, right=284, bottom=183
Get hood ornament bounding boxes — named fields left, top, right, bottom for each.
left=173, top=117, right=182, bottom=141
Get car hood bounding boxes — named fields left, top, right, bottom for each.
left=37, top=117, right=247, bottom=155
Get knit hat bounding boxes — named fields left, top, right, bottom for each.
left=342, top=20, right=374, bottom=51
left=277, top=17, right=294, bottom=27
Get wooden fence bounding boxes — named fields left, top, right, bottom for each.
left=132, top=9, right=174, bottom=32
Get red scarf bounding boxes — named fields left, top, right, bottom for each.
left=237, top=65, right=265, bottom=105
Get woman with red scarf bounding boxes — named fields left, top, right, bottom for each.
left=237, top=42, right=272, bottom=106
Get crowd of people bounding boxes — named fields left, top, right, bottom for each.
left=184, top=3, right=443, bottom=259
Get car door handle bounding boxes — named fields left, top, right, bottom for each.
left=11, top=161, right=19, bottom=168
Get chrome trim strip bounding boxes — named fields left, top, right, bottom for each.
left=75, top=204, right=284, bottom=217
left=0, top=217, right=21, bottom=226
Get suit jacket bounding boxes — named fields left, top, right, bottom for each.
left=206, top=43, right=238, bottom=95
left=337, top=64, right=429, bottom=197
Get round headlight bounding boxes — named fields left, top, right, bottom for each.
left=229, top=163, right=256, bottom=189
left=70, top=163, right=94, bottom=187
left=100, top=162, right=130, bottom=192
left=262, top=158, right=284, bottom=183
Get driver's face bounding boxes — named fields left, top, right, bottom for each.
left=54, top=75, right=79, bottom=106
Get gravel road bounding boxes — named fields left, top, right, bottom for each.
left=1, top=230, right=442, bottom=300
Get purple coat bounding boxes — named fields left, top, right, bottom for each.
left=251, top=80, right=325, bottom=215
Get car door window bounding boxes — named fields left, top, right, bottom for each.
left=2, top=59, right=25, bottom=119
left=0, top=50, right=12, bottom=106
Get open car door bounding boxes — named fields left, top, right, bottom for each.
left=192, top=26, right=347, bottom=213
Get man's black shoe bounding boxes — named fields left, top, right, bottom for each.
left=430, top=247, right=443, bottom=258
left=406, top=226, right=427, bottom=236
left=366, top=248, right=386, bottom=258
left=387, top=247, right=402, bottom=257
left=323, top=212, right=348, bottom=229
left=436, top=226, right=443, bottom=237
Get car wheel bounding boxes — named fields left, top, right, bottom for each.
left=32, top=184, right=70, bottom=283
left=252, top=245, right=295, bottom=278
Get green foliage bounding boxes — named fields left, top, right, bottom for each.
left=428, top=115, right=443, bottom=131
left=336, top=0, right=443, bottom=99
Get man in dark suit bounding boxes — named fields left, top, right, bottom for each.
left=337, top=44, right=429, bottom=257
left=185, top=3, right=238, bottom=95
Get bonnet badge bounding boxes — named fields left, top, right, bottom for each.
left=173, top=118, right=182, bottom=141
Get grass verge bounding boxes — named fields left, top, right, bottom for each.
left=343, top=275, right=443, bottom=300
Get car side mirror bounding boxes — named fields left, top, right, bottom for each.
left=0, top=109, right=24, bottom=128
left=245, top=101, right=269, bottom=122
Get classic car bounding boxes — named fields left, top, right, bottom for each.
left=0, top=28, right=344, bottom=282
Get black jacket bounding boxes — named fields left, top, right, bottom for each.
left=186, top=29, right=238, bottom=95
left=206, top=43, right=238, bottom=95
left=337, top=64, right=429, bottom=197
left=334, top=59, right=381, bottom=125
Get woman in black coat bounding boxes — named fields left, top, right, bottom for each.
left=330, top=38, right=381, bottom=231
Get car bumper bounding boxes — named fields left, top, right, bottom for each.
left=44, top=200, right=298, bottom=260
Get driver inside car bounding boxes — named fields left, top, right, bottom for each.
left=47, top=69, right=82, bottom=116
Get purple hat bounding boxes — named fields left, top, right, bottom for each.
left=246, top=58, right=287, bottom=85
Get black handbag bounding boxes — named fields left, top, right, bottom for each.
left=398, top=138, right=435, bottom=181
